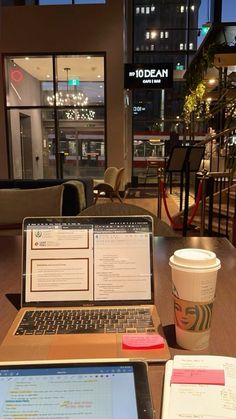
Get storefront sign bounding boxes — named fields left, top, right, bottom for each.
left=133, top=105, right=146, bottom=115
left=124, top=63, right=173, bottom=89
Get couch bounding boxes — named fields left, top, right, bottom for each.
left=0, top=178, right=94, bottom=215
left=0, top=178, right=94, bottom=234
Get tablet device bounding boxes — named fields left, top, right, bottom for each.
left=0, top=360, right=154, bottom=418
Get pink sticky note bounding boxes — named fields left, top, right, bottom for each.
left=122, top=334, right=164, bottom=350
left=171, top=368, right=225, bottom=385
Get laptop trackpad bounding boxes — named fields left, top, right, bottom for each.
left=48, top=335, right=118, bottom=359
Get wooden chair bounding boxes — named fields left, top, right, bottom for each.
left=93, top=167, right=124, bottom=203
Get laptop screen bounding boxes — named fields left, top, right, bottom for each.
left=22, top=216, right=154, bottom=307
left=0, top=361, right=154, bottom=419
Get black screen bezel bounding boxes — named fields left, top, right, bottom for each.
left=0, top=360, right=154, bottom=419
left=22, top=215, right=154, bottom=308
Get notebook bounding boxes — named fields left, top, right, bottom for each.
left=0, top=359, right=155, bottom=419
left=161, top=355, right=236, bottom=419
left=0, top=215, right=170, bottom=362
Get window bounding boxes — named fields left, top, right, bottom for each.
left=222, top=0, right=236, bottom=21
left=5, top=54, right=105, bottom=179
left=160, top=31, right=169, bottom=40
left=132, top=0, right=205, bottom=185
left=134, top=4, right=156, bottom=13
left=150, top=30, right=157, bottom=40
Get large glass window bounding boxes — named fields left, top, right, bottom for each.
left=5, top=54, right=105, bottom=179
left=222, top=0, right=236, bottom=22
left=132, top=0, right=206, bottom=184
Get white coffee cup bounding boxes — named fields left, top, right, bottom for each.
left=169, top=248, right=221, bottom=302
left=169, top=248, right=221, bottom=350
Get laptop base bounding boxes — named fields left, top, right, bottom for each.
left=0, top=306, right=170, bottom=363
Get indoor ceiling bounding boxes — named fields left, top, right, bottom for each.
left=13, top=55, right=104, bottom=82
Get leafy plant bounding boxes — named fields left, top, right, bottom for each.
left=183, top=43, right=217, bottom=124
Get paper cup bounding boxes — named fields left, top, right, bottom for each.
left=169, top=248, right=221, bottom=302
left=169, top=248, right=221, bottom=350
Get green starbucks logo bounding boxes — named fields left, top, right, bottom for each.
left=34, top=230, right=42, bottom=238
left=174, top=295, right=213, bottom=332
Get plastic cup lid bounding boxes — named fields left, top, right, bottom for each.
left=169, top=248, right=221, bottom=270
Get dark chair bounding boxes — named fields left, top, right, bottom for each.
left=78, top=202, right=177, bottom=237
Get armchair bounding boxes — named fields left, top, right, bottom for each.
left=93, top=167, right=124, bottom=203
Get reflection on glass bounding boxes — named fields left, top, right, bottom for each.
left=57, top=111, right=105, bottom=179
left=6, top=56, right=53, bottom=107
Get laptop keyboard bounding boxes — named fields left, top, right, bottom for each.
left=15, top=308, right=156, bottom=335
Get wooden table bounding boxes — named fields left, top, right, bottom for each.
left=151, top=236, right=236, bottom=418
left=0, top=235, right=236, bottom=418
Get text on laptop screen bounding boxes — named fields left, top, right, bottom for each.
left=23, top=217, right=153, bottom=304
left=0, top=364, right=138, bottom=419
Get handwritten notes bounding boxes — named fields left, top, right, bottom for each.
left=162, top=356, right=236, bottom=419
left=122, top=334, right=164, bottom=350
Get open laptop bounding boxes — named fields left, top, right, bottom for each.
left=0, top=359, right=155, bottom=419
left=0, top=216, right=170, bottom=362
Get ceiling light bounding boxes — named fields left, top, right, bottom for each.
left=47, top=67, right=88, bottom=107
left=25, top=57, right=30, bottom=60
left=208, top=78, right=216, bottom=85
left=97, top=74, right=101, bottom=78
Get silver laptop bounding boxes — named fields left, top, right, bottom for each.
left=0, top=216, right=170, bottom=362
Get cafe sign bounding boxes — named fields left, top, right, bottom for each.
left=124, top=63, right=173, bottom=89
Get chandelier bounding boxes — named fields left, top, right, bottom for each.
left=66, top=109, right=95, bottom=121
left=46, top=67, right=89, bottom=109
left=47, top=91, right=88, bottom=107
